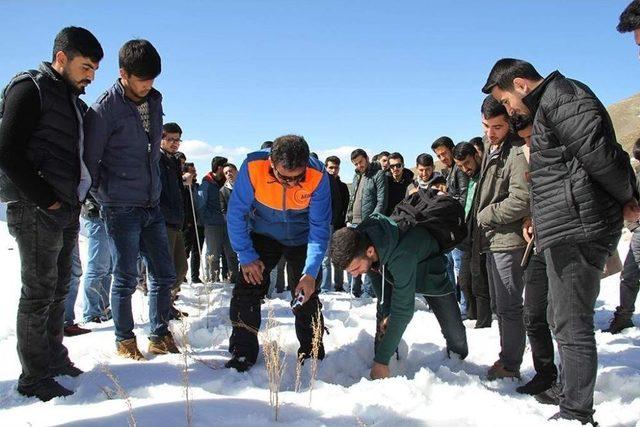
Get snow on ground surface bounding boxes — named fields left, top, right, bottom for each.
left=0, top=223, right=639, bottom=427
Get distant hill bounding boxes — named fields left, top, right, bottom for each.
left=608, top=92, right=640, bottom=156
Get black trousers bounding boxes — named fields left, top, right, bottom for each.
left=7, top=201, right=80, bottom=386
left=523, top=250, right=557, bottom=380
left=459, top=250, right=492, bottom=328
left=183, top=223, right=205, bottom=281
left=228, top=233, right=323, bottom=364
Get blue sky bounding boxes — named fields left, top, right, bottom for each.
left=1, top=1, right=638, bottom=177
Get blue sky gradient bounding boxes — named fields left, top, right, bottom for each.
left=1, top=1, right=638, bottom=175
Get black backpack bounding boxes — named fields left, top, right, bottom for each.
left=390, top=188, right=467, bottom=252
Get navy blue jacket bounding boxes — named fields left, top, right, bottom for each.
left=197, top=172, right=225, bottom=226
left=83, top=80, right=163, bottom=207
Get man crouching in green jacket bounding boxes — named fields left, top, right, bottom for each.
left=331, top=213, right=468, bottom=379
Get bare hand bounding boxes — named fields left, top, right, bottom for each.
left=522, top=217, right=533, bottom=243
left=47, top=201, right=62, bottom=210
left=294, top=274, right=316, bottom=303
left=241, top=260, right=265, bottom=285
left=623, top=199, right=640, bottom=222
left=183, top=172, right=194, bottom=186
left=370, top=362, right=390, bottom=380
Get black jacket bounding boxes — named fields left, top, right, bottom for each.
left=385, top=168, right=414, bottom=216
left=333, top=175, right=350, bottom=229
left=443, top=164, right=469, bottom=207
left=524, top=71, right=638, bottom=251
left=0, top=63, right=86, bottom=208
left=159, top=149, right=185, bottom=227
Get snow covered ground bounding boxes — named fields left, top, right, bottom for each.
left=0, top=223, right=638, bottom=427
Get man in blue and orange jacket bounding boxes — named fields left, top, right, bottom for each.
left=226, top=134, right=332, bottom=372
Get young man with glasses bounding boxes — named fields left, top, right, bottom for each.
left=225, top=134, right=332, bottom=372
left=385, top=152, right=413, bottom=216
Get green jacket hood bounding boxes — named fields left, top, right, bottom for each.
left=356, top=213, right=399, bottom=265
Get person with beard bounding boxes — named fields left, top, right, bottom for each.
left=483, top=58, right=639, bottom=425
left=377, top=151, right=390, bottom=172
left=384, top=152, right=414, bottom=216
left=159, top=122, right=192, bottom=318
left=84, top=39, right=180, bottom=361
left=469, top=136, right=485, bottom=159
left=405, top=153, right=442, bottom=197
left=474, top=95, right=529, bottom=381
left=452, top=142, right=492, bottom=329
left=198, top=155, right=235, bottom=283
left=0, top=27, right=103, bottom=400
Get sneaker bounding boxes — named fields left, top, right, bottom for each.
left=101, top=308, right=113, bottom=322
left=603, top=308, right=634, bottom=334
left=225, top=355, right=254, bottom=372
left=17, top=378, right=73, bottom=402
left=148, top=334, right=180, bottom=355
left=51, top=363, right=83, bottom=378
left=487, top=360, right=520, bottom=381
left=84, top=315, right=102, bottom=324
left=116, top=337, right=146, bottom=361
left=535, top=382, right=561, bottom=406
left=549, top=411, right=598, bottom=426
left=63, top=323, right=92, bottom=337
left=516, top=373, right=557, bottom=395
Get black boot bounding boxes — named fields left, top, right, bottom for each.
left=17, top=378, right=73, bottom=401
left=603, top=308, right=634, bottom=334
left=516, top=373, right=556, bottom=395
left=225, top=354, right=254, bottom=372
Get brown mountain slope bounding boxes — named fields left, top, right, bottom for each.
left=608, top=92, right=640, bottom=155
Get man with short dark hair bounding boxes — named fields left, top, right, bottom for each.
left=406, top=153, right=442, bottom=196
left=618, top=1, right=640, bottom=45
left=330, top=215, right=468, bottom=380
left=469, top=136, right=485, bottom=158
left=226, top=134, right=331, bottom=372
left=431, top=136, right=468, bottom=206
left=0, top=26, right=103, bottom=401
left=483, top=57, right=639, bottom=425
left=475, top=95, right=530, bottom=381
left=452, top=142, right=491, bottom=329
left=84, top=39, right=179, bottom=361
left=159, top=122, right=191, bottom=317
left=347, top=148, right=388, bottom=297
left=377, top=151, right=390, bottom=171
left=321, top=155, right=350, bottom=292
left=198, top=155, right=236, bottom=283
left=385, top=152, right=414, bottom=216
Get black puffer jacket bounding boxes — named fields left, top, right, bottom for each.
left=524, top=71, right=638, bottom=251
left=442, top=164, right=469, bottom=207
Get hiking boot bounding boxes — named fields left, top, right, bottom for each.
left=84, top=315, right=102, bottom=324
left=535, top=382, right=561, bottom=406
left=225, top=355, right=254, bottom=372
left=116, top=337, right=146, bottom=361
left=487, top=360, right=520, bottom=381
left=51, top=363, right=84, bottom=378
left=603, top=309, right=634, bottom=334
left=64, top=323, right=92, bottom=337
left=17, top=378, right=73, bottom=402
left=148, top=334, right=180, bottom=355
left=549, top=411, right=598, bottom=426
left=516, top=373, right=557, bottom=395
left=168, top=306, right=189, bottom=320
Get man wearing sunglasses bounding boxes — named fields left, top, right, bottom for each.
left=385, top=152, right=414, bottom=216
left=225, top=134, right=332, bottom=372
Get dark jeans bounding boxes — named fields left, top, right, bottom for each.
left=228, top=233, right=323, bottom=364
left=184, top=223, right=205, bottom=281
left=374, top=273, right=468, bottom=359
left=63, top=242, right=83, bottom=326
left=544, top=235, right=618, bottom=423
left=523, top=251, right=557, bottom=380
left=486, top=249, right=526, bottom=372
left=459, top=250, right=491, bottom=327
left=102, top=205, right=176, bottom=342
left=7, top=200, right=80, bottom=386
left=618, top=228, right=640, bottom=316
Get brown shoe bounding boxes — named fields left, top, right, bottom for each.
left=148, top=333, right=181, bottom=355
left=116, top=337, right=146, bottom=361
left=487, top=360, right=520, bottom=380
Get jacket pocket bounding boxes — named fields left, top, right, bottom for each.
left=563, top=178, right=578, bottom=219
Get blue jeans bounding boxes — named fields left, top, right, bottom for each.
left=63, top=242, right=83, bottom=327
left=350, top=273, right=374, bottom=297
left=81, top=216, right=113, bottom=322
left=102, top=205, right=176, bottom=342
left=447, top=248, right=466, bottom=312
